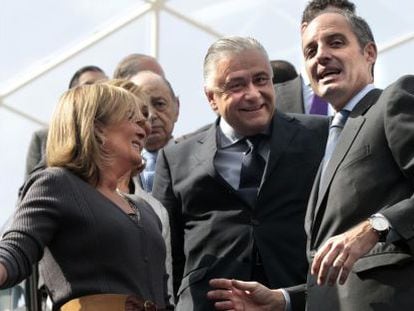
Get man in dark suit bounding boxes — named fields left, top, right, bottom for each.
left=208, top=9, right=414, bottom=311
left=301, top=10, right=414, bottom=311
left=152, top=36, right=328, bottom=310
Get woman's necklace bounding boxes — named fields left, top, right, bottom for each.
left=116, top=188, right=141, bottom=223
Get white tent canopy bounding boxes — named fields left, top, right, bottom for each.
left=1, top=0, right=414, bottom=225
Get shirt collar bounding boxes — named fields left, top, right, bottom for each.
left=142, top=137, right=174, bottom=155
left=342, top=84, right=375, bottom=112
left=218, top=118, right=244, bottom=148
left=217, top=117, right=271, bottom=148
left=142, top=149, right=158, bottom=159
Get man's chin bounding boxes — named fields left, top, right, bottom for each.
left=145, top=135, right=167, bottom=151
left=318, top=80, right=341, bottom=94
left=238, top=122, right=269, bottom=136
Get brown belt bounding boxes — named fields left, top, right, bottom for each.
left=60, top=293, right=158, bottom=311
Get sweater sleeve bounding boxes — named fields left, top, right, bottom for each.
left=0, top=168, right=67, bottom=288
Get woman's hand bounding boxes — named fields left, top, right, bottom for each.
left=0, top=263, right=8, bottom=286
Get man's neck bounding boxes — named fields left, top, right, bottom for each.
left=332, top=84, right=375, bottom=112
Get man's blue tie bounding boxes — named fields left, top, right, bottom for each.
left=238, top=136, right=265, bottom=205
left=320, top=110, right=350, bottom=181
left=239, top=136, right=265, bottom=189
left=142, top=150, right=157, bottom=193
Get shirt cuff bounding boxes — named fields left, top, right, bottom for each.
left=280, top=288, right=292, bottom=311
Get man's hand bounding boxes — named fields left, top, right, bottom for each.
left=311, top=220, right=379, bottom=286
left=207, top=278, right=285, bottom=311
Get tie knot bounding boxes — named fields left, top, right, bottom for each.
left=331, top=110, right=350, bottom=128
left=243, top=134, right=264, bottom=154
left=243, top=135, right=264, bottom=153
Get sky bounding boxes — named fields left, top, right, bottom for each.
left=1, top=0, right=414, bottom=226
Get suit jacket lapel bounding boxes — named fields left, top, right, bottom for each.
left=311, top=89, right=382, bottom=239
left=193, top=122, right=219, bottom=179
left=316, top=117, right=365, bottom=205
left=262, top=112, right=299, bottom=188
left=305, top=163, right=323, bottom=238
left=193, top=120, right=238, bottom=193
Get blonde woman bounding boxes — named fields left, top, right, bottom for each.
left=105, top=79, right=174, bottom=306
left=0, top=84, right=170, bottom=310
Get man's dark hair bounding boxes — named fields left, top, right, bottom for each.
left=68, top=65, right=105, bottom=89
left=270, top=60, right=298, bottom=84
left=341, top=10, right=375, bottom=50
left=302, top=0, right=356, bottom=24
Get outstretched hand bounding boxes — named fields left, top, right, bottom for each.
left=207, top=278, right=285, bottom=311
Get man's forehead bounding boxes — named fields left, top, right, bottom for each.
left=131, top=71, right=161, bottom=85
left=140, top=80, right=175, bottom=103
left=225, top=68, right=269, bottom=81
left=215, top=51, right=270, bottom=81
left=303, top=12, right=352, bottom=40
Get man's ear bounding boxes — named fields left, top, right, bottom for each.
left=173, top=96, right=180, bottom=122
left=364, top=42, right=377, bottom=80
left=365, top=42, right=377, bottom=65
left=205, top=87, right=218, bottom=112
left=300, top=22, right=308, bottom=34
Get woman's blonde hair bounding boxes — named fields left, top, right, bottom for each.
left=104, top=79, right=149, bottom=117
left=46, top=83, right=143, bottom=185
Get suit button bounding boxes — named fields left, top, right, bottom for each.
left=251, top=218, right=260, bottom=226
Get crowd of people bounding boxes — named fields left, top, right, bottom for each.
left=1, top=0, right=414, bottom=310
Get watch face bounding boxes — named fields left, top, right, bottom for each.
left=372, top=216, right=389, bottom=231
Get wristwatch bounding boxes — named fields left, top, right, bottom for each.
left=368, top=213, right=390, bottom=242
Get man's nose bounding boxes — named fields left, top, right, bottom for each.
left=315, top=45, right=332, bottom=64
left=244, top=82, right=261, bottom=100
left=148, top=107, right=157, bottom=120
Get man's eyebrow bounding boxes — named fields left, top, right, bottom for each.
left=222, top=76, right=245, bottom=86
left=303, top=32, right=346, bottom=48
left=326, top=33, right=346, bottom=40
left=253, top=71, right=270, bottom=76
left=151, top=95, right=167, bottom=101
left=226, top=76, right=244, bottom=82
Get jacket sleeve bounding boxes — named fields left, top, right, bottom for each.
left=382, top=75, right=414, bottom=252
left=152, top=148, right=185, bottom=300
left=285, top=283, right=307, bottom=311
